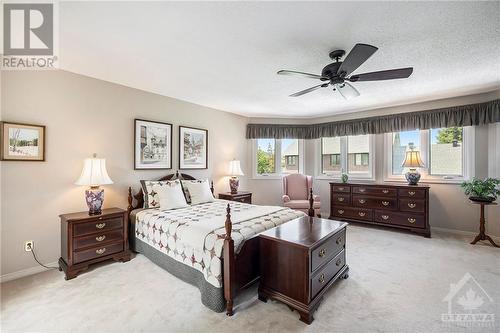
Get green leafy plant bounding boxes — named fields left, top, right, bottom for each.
left=461, top=177, right=500, bottom=201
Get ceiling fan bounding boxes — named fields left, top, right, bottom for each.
left=278, top=43, right=413, bottom=99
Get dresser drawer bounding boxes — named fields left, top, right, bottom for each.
left=332, top=206, right=372, bottom=221
left=332, top=185, right=350, bottom=193
left=73, top=229, right=124, bottom=250
left=73, top=241, right=124, bottom=264
left=73, top=216, right=123, bottom=237
left=310, top=229, right=345, bottom=273
left=398, top=188, right=426, bottom=199
left=374, top=210, right=425, bottom=228
left=233, top=195, right=251, bottom=204
left=352, top=186, right=397, bottom=197
left=399, top=199, right=425, bottom=213
left=311, top=250, right=345, bottom=300
left=352, top=195, right=397, bottom=210
left=332, top=194, right=350, bottom=206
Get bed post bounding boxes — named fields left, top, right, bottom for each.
left=210, top=181, right=214, bottom=195
left=127, top=187, right=133, bottom=217
left=223, top=203, right=235, bottom=316
left=308, top=188, right=315, bottom=217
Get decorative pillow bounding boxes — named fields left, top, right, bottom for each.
left=140, top=179, right=179, bottom=208
left=181, top=179, right=215, bottom=205
left=152, top=182, right=189, bottom=210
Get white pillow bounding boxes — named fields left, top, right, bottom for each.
left=152, top=181, right=189, bottom=210
left=181, top=180, right=215, bottom=205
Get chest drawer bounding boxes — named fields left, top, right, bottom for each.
left=311, top=249, right=345, bottom=300
left=310, top=229, right=345, bottom=273
left=398, top=188, right=426, bottom=199
left=399, top=199, right=425, bottom=213
left=332, top=185, right=350, bottom=193
left=332, top=193, right=351, bottom=206
left=233, top=195, right=251, bottom=204
left=352, top=186, right=397, bottom=197
left=73, top=241, right=124, bottom=264
left=73, top=229, right=124, bottom=250
left=332, top=206, right=372, bottom=221
left=353, top=195, right=397, bottom=210
left=73, top=216, right=123, bottom=237
left=374, top=210, right=425, bottom=228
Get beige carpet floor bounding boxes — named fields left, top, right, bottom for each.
left=1, top=225, right=499, bottom=333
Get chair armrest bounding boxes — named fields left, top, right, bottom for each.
left=282, top=195, right=291, bottom=203
left=313, top=195, right=320, bottom=202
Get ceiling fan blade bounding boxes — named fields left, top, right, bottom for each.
left=277, top=70, right=328, bottom=80
left=349, top=67, right=413, bottom=82
left=290, top=83, right=328, bottom=97
left=338, top=44, right=378, bottom=77
left=336, top=82, right=360, bottom=100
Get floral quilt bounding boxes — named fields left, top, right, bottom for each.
left=134, top=200, right=305, bottom=287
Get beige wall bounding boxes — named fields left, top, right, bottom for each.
left=248, top=91, right=500, bottom=237
left=1, top=70, right=249, bottom=277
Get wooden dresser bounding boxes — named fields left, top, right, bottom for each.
left=329, top=182, right=430, bottom=237
left=59, top=207, right=131, bottom=280
left=258, top=216, right=349, bottom=324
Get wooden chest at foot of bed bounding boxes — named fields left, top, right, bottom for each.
left=59, top=207, right=131, bottom=280
left=258, top=216, right=349, bottom=324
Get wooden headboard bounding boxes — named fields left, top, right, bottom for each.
left=127, top=171, right=214, bottom=215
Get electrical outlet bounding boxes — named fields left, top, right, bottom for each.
left=25, top=241, right=34, bottom=252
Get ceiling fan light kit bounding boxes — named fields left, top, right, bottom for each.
left=278, top=43, right=413, bottom=99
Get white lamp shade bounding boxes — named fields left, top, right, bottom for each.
left=402, top=150, right=424, bottom=168
left=75, top=158, right=113, bottom=186
left=228, top=160, right=244, bottom=176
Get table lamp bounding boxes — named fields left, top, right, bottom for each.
left=75, top=154, right=113, bottom=215
left=228, top=159, right=244, bottom=194
left=402, top=149, right=424, bottom=185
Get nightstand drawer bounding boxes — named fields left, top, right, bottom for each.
left=73, top=241, right=124, bottom=264
left=233, top=196, right=251, bottom=204
left=311, top=249, right=345, bottom=300
left=73, top=229, right=124, bottom=250
left=311, top=229, right=345, bottom=273
left=73, top=216, right=123, bottom=237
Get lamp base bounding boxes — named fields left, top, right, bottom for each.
left=85, top=187, right=104, bottom=215
left=229, top=177, right=239, bottom=194
left=405, top=169, right=421, bottom=185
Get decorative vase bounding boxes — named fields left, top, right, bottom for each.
left=341, top=173, right=348, bottom=183
left=405, top=168, right=421, bottom=185
left=229, top=177, right=239, bottom=194
left=469, top=196, right=495, bottom=203
left=85, top=187, right=104, bottom=215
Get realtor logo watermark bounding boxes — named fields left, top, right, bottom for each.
left=2, top=2, right=58, bottom=69
left=442, top=272, right=495, bottom=329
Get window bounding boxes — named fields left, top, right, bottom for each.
left=385, top=126, right=473, bottom=182
left=254, top=139, right=303, bottom=177
left=320, top=135, right=373, bottom=179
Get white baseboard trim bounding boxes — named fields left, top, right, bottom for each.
left=431, top=227, right=500, bottom=241
left=0, top=262, right=58, bottom=283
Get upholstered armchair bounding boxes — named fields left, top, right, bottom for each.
left=282, top=174, right=321, bottom=217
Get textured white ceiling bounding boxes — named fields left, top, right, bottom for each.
left=59, top=1, right=500, bottom=118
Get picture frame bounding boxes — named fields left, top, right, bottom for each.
left=0, top=122, right=45, bottom=161
left=179, top=126, right=208, bottom=169
left=134, top=119, right=173, bottom=170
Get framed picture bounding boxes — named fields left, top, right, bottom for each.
left=179, top=126, right=208, bottom=169
left=134, top=119, right=172, bottom=169
left=1, top=122, right=45, bottom=161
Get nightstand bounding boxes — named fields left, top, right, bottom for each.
left=59, top=207, right=131, bottom=280
left=218, top=191, right=252, bottom=204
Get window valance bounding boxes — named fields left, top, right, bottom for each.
left=246, top=99, right=500, bottom=139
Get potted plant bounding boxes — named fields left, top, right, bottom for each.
left=461, top=177, right=500, bottom=203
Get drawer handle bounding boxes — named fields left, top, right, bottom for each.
left=336, top=237, right=342, bottom=245
left=336, top=259, right=342, bottom=266
left=338, top=197, right=345, bottom=202
left=95, top=248, right=106, bottom=255
left=95, top=235, right=106, bottom=242
left=408, top=203, right=416, bottom=208
left=382, top=189, right=389, bottom=194
left=337, top=209, right=344, bottom=215
left=381, top=215, right=390, bottom=220
left=358, top=212, right=366, bottom=217
left=359, top=188, right=366, bottom=193
left=338, top=187, right=344, bottom=191
left=408, top=191, right=416, bottom=196
left=318, top=249, right=327, bottom=258
left=382, top=201, right=390, bottom=206
left=358, top=199, right=366, bottom=204
left=408, top=217, right=416, bottom=224
left=96, top=223, right=106, bottom=229
left=318, top=273, right=325, bottom=284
